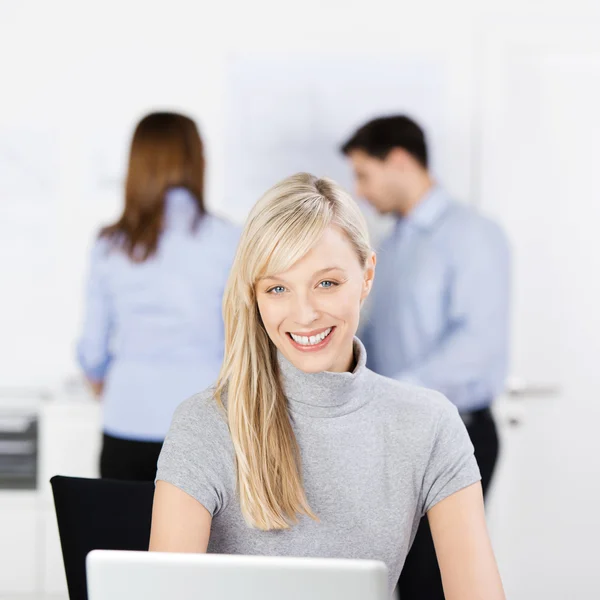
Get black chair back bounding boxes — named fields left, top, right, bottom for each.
left=51, top=475, right=154, bottom=600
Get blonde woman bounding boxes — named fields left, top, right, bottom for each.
left=150, top=173, right=505, bottom=599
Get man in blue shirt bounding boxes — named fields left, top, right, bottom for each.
left=341, top=116, right=510, bottom=600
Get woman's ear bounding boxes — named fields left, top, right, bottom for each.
left=361, top=252, right=376, bottom=300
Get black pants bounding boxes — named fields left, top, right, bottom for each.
left=398, top=407, right=499, bottom=600
left=100, top=433, right=163, bottom=482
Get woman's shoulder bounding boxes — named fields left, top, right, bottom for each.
left=170, top=386, right=230, bottom=433
left=199, top=214, right=242, bottom=243
left=158, top=386, right=236, bottom=512
left=86, top=235, right=120, bottom=269
left=363, top=371, right=474, bottom=484
left=363, top=369, right=458, bottom=428
left=190, top=215, right=241, bottom=266
left=163, top=386, right=235, bottom=466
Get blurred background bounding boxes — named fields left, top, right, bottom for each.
left=1, top=0, right=599, bottom=598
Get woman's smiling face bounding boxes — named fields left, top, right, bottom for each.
left=256, top=225, right=375, bottom=373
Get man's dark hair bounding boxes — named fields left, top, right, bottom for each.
left=341, top=115, right=428, bottom=168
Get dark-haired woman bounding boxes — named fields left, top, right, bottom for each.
left=77, top=112, right=239, bottom=481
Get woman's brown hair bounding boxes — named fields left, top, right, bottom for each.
left=100, top=112, right=205, bottom=261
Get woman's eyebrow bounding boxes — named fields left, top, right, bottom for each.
left=258, top=275, right=289, bottom=284
left=313, top=266, right=347, bottom=276
left=259, top=266, right=346, bottom=284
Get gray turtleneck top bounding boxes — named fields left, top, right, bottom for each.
left=156, top=338, right=480, bottom=594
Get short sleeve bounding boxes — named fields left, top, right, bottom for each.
left=156, top=390, right=234, bottom=516
left=420, top=397, right=481, bottom=515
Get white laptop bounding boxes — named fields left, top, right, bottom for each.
left=86, top=550, right=388, bottom=600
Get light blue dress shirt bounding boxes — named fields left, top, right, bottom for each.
left=361, top=186, right=511, bottom=413
left=77, top=188, right=240, bottom=441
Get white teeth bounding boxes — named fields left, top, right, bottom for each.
left=290, top=327, right=332, bottom=346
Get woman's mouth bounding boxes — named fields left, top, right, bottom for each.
left=287, top=326, right=335, bottom=351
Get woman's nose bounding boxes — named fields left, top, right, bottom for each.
left=290, top=293, right=320, bottom=327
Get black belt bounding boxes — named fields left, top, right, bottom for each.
left=460, top=406, right=492, bottom=427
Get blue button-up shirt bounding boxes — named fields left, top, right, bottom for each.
left=361, top=187, right=511, bottom=413
left=77, top=188, right=240, bottom=441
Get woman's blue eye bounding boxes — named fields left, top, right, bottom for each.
left=269, top=286, right=286, bottom=294
left=319, top=280, right=336, bottom=288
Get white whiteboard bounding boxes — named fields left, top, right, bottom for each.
left=0, top=130, right=62, bottom=388
left=224, top=54, right=451, bottom=234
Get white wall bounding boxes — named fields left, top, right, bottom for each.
left=0, top=0, right=597, bottom=387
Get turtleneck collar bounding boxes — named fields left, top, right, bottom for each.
left=277, top=337, right=369, bottom=418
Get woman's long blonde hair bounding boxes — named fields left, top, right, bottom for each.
left=215, top=173, right=371, bottom=530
